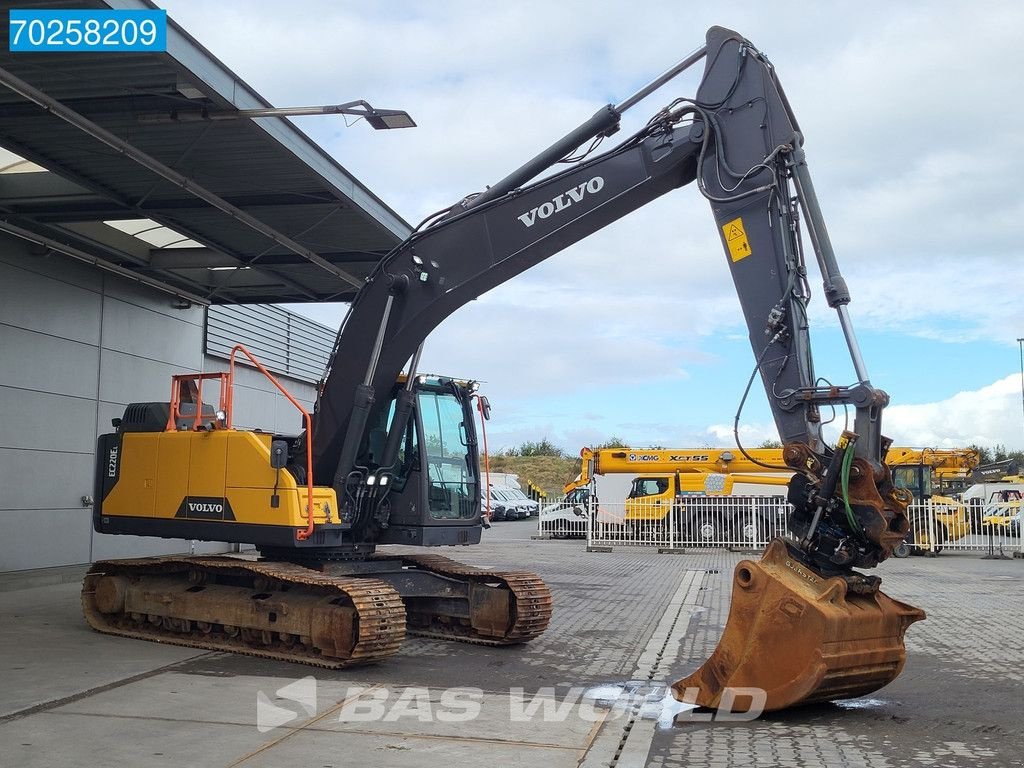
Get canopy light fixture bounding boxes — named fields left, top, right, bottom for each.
left=139, top=100, right=416, bottom=129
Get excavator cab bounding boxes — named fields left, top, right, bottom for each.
left=891, top=465, right=934, bottom=503
left=92, top=355, right=485, bottom=554
left=368, top=376, right=485, bottom=546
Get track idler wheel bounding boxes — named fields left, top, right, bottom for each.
left=673, top=539, right=925, bottom=712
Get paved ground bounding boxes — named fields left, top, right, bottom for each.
left=0, top=519, right=1021, bottom=767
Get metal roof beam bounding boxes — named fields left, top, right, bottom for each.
left=58, top=219, right=155, bottom=263
left=240, top=250, right=389, bottom=267
left=0, top=64, right=364, bottom=289
left=0, top=136, right=138, bottom=214
left=3, top=216, right=151, bottom=266
left=4, top=195, right=341, bottom=223
left=0, top=217, right=208, bottom=304
left=0, top=170, right=100, bottom=206
left=2, top=216, right=317, bottom=301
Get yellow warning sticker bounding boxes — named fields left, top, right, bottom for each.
left=722, top=217, right=752, bottom=262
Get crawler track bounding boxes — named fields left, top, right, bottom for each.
left=380, top=553, right=553, bottom=645
left=82, top=556, right=406, bottom=668
left=82, top=553, right=552, bottom=665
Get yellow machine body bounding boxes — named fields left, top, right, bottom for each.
left=623, top=472, right=791, bottom=522
left=97, top=429, right=336, bottom=540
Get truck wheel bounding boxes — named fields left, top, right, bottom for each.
left=684, top=511, right=724, bottom=546
left=733, top=512, right=772, bottom=547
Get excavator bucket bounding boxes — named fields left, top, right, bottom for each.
left=674, top=539, right=925, bottom=713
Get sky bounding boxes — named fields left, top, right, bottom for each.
left=158, top=0, right=1024, bottom=454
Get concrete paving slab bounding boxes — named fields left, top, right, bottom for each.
left=53, top=670, right=358, bottom=726
left=650, top=550, right=1024, bottom=768
left=323, top=690, right=604, bottom=747
left=0, top=711, right=268, bottom=768
left=0, top=582, right=205, bottom=718
left=0, top=520, right=1021, bottom=768
left=235, top=727, right=586, bottom=768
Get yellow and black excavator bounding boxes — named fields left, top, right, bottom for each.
left=886, top=447, right=980, bottom=498
left=86, top=26, right=925, bottom=711
left=886, top=447, right=979, bottom=552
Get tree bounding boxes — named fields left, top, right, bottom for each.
left=968, top=443, right=1024, bottom=470
left=597, top=436, right=629, bottom=449
left=516, top=438, right=566, bottom=458
left=758, top=439, right=783, bottom=449
left=969, top=443, right=994, bottom=465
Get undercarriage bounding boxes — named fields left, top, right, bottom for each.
left=82, top=551, right=552, bottom=667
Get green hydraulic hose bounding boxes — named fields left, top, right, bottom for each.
left=840, top=446, right=862, bottom=535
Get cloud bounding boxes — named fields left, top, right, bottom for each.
left=706, top=421, right=778, bottom=448
left=884, top=375, right=1024, bottom=449
left=706, top=375, right=1024, bottom=454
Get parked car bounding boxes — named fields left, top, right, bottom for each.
left=480, top=487, right=509, bottom=521
left=496, top=488, right=530, bottom=519
left=502, top=487, right=540, bottom=518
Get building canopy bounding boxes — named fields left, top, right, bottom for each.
left=0, top=0, right=410, bottom=304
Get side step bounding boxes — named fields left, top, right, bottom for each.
left=673, top=539, right=925, bottom=712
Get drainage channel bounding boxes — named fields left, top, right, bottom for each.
left=580, top=568, right=710, bottom=768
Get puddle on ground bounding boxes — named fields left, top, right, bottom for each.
left=582, top=682, right=699, bottom=729
left=584, top=683, right=890, bottom=726
left=831, top=697, right=888, bottom=710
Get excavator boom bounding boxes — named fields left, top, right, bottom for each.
left=312, top=27, right=910, bottom=574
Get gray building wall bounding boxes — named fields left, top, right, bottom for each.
left=0, top=234, right=334, bottom=574
left=203, top=303, right=333, bottom=434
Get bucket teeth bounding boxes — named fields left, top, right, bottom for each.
left=673, top=539, right=925, bottom=712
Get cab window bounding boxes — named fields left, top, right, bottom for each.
left=418, top=389, right=475, bottom=519
left=629, top=477, right=669, bottom=498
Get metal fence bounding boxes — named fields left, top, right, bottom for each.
left=536, top=495, right=1024, bottom=557
left=902, top=499, right=1023, bottom=557
left=537, top=495, right=788, bottom=549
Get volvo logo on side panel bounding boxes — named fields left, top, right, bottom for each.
left=175, top=496, right=236, bottom=521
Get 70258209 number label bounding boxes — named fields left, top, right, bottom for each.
left=8, top=9, right=167, bottom=53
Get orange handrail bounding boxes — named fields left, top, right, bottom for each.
left=475, top=394, right=491, bottom=521
left=165, top=372, right=230, bottom=433
left=228, top=344, right=317, bottom=541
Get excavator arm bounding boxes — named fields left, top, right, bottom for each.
left=312, top=26, right=908, bottom=573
